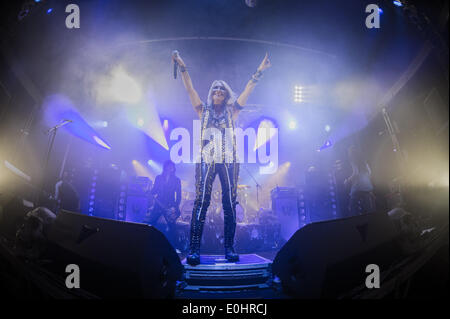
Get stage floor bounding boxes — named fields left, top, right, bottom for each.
left=177, top=250, right=278, bottom=263
left=181, top=253, right=273, bottom=268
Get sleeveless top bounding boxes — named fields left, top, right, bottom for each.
left=199, top=102, right=242, bottom=164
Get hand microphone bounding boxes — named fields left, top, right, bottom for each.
left=172, top=50, right=179, bottom=79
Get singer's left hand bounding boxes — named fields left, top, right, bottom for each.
left=257, top=53, right=271, bottom=72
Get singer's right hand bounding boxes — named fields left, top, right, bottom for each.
left=172, top=52, right=186, bottom=67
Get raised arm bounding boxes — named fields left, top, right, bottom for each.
left=237, top=53, right=271, bottom=107
left=172, top=52, right=203, bottom=115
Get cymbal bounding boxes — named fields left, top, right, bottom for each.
left=237, top=184, right=251, bottom=189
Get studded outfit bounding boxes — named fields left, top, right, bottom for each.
left=188, top=101, right=243, bottom=265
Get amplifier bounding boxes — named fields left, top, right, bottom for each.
left=125, top=176, right=153, bottom=223
left=271, top=187, right=300, bottom=241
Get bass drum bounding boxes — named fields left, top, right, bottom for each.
left=210, top=204, right=246, bottom=224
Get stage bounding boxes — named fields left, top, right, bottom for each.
left=0, top=0, right=448, bottom=302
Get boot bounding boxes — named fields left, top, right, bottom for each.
left=224, top=218, right=239, bottom=262
left=187, top=216, right=204, bottom=266
left=225, top=246, right=239, bottom=262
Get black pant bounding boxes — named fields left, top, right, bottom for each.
left=190, top=162, right=239, bottom=253
left=148, top=204, right=178, bottom=248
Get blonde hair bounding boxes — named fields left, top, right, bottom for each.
left=206, top=80, right=237, bottom=107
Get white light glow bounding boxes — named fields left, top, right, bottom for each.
left=97, top=66, right=142, bottom=104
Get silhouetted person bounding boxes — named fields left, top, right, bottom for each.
left=147, top=160, right=181, bottom=249
left=344, top=146, right=375, bottom=216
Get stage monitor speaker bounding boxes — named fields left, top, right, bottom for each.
left=272, top=212, right=402, bottom=298
left=47, top=210, right=183, bottom=298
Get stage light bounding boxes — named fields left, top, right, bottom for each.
left=4, top=160, right=31, bottom=182
left=288, top=120, right=297, bottom=130
left=42, top=94, right=112, bottom=150
left=131, top=160, right=154, bottom=179
left=47, top=8, right=53, bottom=14
left=325, top=125, right=331, bottom=132
left=378, top=8, right=383, bottom=14
left=163, top=119, right=169, bottom=131
left=89, top=171, right=97, bottom=216
left=317, top=139, right=333, bottom=152
left=126, top=101, right=169, bottom=151
left=393, top=1, right=403, bottom=7
left=93, top=135, right=111, bottom=150
left=294, top=85, right=303, bottom=103
left=260, top=161, right=292, bottom=192
left=91, top=120, right=108, bottom=128
left=147, top=159, right=163, bottom=174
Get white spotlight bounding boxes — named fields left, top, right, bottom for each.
left=288, top=120, right=297, bottom=130
left=294, top=85, right=303, bottom=103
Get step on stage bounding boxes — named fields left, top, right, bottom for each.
left=181, top=254, right=273, bottom=291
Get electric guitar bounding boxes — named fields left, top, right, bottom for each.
left=154, top=196, right=180, bottom=223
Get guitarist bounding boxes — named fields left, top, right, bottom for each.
left=147, top=160, right=181, bottom=248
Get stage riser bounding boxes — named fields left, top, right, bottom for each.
left=182, top=254, right=273, bottom=291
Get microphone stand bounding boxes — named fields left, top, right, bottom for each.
left=243, top=165, right=262, bottom=207
left=36, top=120, right=72, bottom=206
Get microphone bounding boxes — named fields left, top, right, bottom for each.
left=172, top=50, right=179, bottom=79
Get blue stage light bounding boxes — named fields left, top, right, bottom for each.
left=47, top=8, right=53, bottom=14
left=317, top=139, right=333, bottom=152
left=393, top=1, right=403, bottom=7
